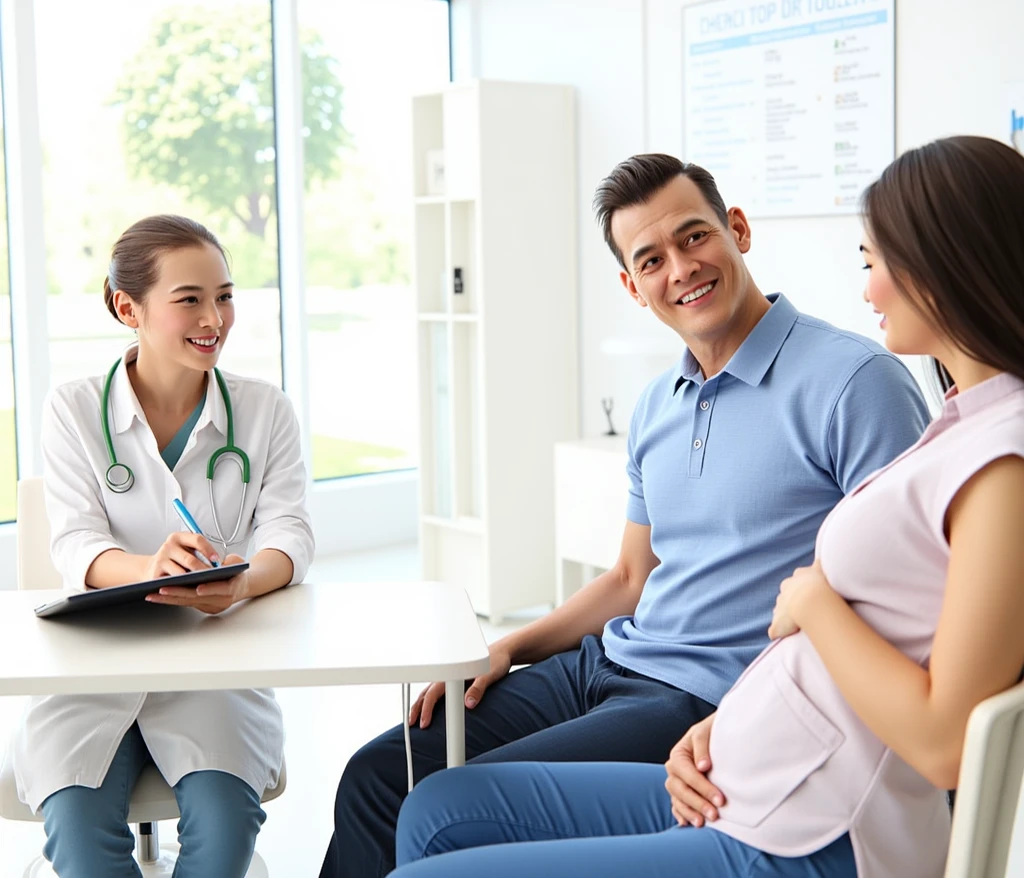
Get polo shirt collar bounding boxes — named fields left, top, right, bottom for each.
left=110, top=343, right=227, bottom=436
left=674, top=293, right=797, bottom=393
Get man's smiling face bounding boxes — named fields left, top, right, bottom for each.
left=612, top=174, right=756, bottom=347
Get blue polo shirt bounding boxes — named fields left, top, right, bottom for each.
left=602, top=293, right=930, bottom=705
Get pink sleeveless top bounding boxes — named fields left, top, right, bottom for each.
left=705, top=372, right=1024, bottom=878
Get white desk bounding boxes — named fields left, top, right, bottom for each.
left=554, top=437, right=629, bottom=604
left=0, top=582, right=490, bottom=766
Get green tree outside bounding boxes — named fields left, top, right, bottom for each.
left=108, top=5, right=410, bottom=292
left=112, top=5, right=349, bottom=249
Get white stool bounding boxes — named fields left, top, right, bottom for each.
left=0, top=742, right=284, bottom=877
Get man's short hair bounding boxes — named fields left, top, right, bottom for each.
left=593, top=154, right=730, bottom=269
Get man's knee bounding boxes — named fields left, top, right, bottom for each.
left=336, top=731, right=405, bottom=813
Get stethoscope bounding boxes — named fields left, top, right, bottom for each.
left=100, top=357, right=252, bottom=551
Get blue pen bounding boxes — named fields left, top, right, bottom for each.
left=172, top=498, right=220, bottom=567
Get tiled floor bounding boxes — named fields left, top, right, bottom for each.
left=0, top=543, right=538, bottom=877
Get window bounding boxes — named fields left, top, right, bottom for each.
left=298, top=0, right=451, bottom=480
left=0, top=0, right=449, bottom=559
left=0, top=65, right=14, bottom=522
left=34, top=0, right=281, bottom=393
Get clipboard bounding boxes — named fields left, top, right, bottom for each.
left=33, top=562, right=250, bottom=618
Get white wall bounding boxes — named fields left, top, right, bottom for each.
left=451, top=0, right=658, bottom=437
left=452, top=0, right=1024, bottom=432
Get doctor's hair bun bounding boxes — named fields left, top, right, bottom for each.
left=103, top=215, right=227, bottom=325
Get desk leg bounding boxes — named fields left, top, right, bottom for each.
left=445, top=679, right=465, bottom=767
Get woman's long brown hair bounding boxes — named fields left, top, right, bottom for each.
left=862, top=136, right=1024, bottom=391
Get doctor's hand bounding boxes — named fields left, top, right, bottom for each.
left=143, top=532, right=222, bottom=581
left=145, top=553, right=249, bottom=615
left=768, top=559, right=834, bottom=640
left=665, top=712, right=724, bottom=827
left=409, top=642, right=514, bottom=729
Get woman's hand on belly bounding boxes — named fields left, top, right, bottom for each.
left=145, top=553, right=249, bottom=614
left=769, top=559, right=837, bottom=640
left=665, top=712, right=725, bottom=827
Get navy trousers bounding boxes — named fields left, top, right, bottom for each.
left=319, top=636, right=716, bottom=878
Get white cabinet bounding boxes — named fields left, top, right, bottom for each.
left=554, top=437, right=629, bottom=605
left=413, top=80, right=578, bottom=625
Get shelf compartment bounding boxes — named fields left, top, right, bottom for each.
left=412, top=94, right=444, bottom=199
left=418, top=321, right=453, bottom=519
left=452, top=321, right=483, bottom=520
left=448, top=200, right=478, bottom=315
left=414, top=202, right=446, bottom=313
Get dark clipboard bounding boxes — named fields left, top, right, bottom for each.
left=33, top=562, right=249, bottom=618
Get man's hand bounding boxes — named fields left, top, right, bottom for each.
left=409, top=642, right=514, bottom=728
left=145, top=553, right=249, bottom=615
left=664, top=713, right=724, bottom=827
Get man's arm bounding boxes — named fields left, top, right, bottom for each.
left=828, top=353, right=930, bottom=492
left=411, top=519, right=659, bottom=726
left=500, top=520, right=658, bottom=664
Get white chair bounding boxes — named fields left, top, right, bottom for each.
left=15, top=476, right=62, bottom=591
left=1, top=477, right=285, bottom=877
left=944, top=680, right=1024, bottom=877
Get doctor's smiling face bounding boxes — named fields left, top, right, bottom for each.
left=105, top=215, right=234, bottom=379
left=114, top=242, right=235, bottom=373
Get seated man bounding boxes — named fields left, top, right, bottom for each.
left=319, top=154, right=931, bottom=878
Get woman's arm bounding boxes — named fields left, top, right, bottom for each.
left=222, top=547, right=293, bottom=599
left=780, top=454, right=1024, bottom=789
left=86, top=549, right=152, bottom=588
left=247, top=390, right=314, bottom=584
left=41, top=391, right=123, bottom=588
left=86, top=529, right=225, bottom=588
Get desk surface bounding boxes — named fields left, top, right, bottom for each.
left=0, top=582, right=491, bottom=696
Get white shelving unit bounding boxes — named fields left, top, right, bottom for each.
left=412, top=80, right=578, bottom=625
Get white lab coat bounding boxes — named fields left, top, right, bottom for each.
left=13, top=345, right=314, bottom=812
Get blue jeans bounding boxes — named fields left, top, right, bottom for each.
left=393, top=762, right=858, bottom=877
left=320, top=635, right=717, bottom=877
left=39, top=723, right=266, bottom=878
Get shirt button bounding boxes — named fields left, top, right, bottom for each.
left=693, top=439, right=703, bottom=449
left=700, top=400, right=710, bottom=411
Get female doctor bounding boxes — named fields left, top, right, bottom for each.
left=12, top=214, right=314, bottom=878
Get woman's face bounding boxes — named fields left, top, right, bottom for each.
left=131, top=243, right=235, bottom=372
left=860, top=234, right=940, bottom=358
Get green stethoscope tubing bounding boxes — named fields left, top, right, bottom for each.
left=100, top=357, right=252, bottom=547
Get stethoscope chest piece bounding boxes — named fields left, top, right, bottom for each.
left=105, top=462, right=135, bottom=493
left=101, top=358, right=250, bottom=548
